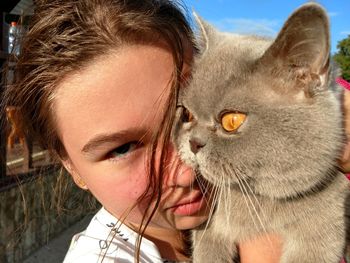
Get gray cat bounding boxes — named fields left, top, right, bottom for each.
left=173, top=3, right=350, bottom=263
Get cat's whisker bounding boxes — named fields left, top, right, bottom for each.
left=200, top=179, right=212, bottom=201
left=195, top=175, right=206, bottom=196
left=218, top=175, right=225, bottom=219
left=223, top=176, right=230, bottom=228
left=221, top=164, right=233, bottom=227
left=230, top=166, right=277, bottom=258
left=203, top=179, right=219, bottom=226
left=195, top=181, right=221, bottom=250
left=222, top=176, right=233, bottom=243
left=209, top=185, right=220, bottom=219
left=234, top=170, right=260, bottom=233
left=236, top=172, right=268, bottom=235
left=239, top=174, right=269, bottom=224
left=197, top=171, right=220, bottom=219
left=211, top=185, right=221, bottom=219
left=195, top=175, right=218, bottom=224
left=232, top=165, right=271, bottom=244
left=227, top=177, right=233, bottom=230
left=239, top=173, right=277, bottom=254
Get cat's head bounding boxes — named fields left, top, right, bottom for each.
left=173, top=3, right=344, bottom=199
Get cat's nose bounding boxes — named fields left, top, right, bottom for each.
left=189, top=138, right=206, bottom=154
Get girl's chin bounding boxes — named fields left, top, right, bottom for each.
left=171, top=214, right=209, bottom=230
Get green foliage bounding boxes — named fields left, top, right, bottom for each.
left=333, top=35, right=350, bottom=82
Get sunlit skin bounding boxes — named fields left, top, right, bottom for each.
left=52, top=43, right=350, bottom=262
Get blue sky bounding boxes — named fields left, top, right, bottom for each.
left=182, top=0, right=350, bottom=54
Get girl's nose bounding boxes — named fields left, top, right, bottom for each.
left=165, top=145, right=196, bottom=187
left=171, top=162, right=196, bottom=187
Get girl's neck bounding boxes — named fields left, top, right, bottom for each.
left=145, top=227, right=190, bottom=261
left=130, top=223, right=190, bottom=261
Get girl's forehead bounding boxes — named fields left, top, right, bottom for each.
left=53, top=45, right=174, bottom=152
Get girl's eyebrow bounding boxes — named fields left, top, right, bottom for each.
left=81, top=129, right=147, bottom=154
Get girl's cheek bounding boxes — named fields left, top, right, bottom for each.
left=123, top=157, right=150, bottom=199
left=161, top=144, right=181, bottom=185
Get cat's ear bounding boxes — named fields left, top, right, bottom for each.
left=260, top=3, right=330, bottom=95
left=193, top=12, right=216, bottom=54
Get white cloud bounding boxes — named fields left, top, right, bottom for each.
left=211, top=18, right=280, bottom=37
left=340, top=31, right=350, bottom=35
left=327, top=12, right=338, bottom=17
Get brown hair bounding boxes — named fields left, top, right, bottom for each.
left=5, top=0, right=192, bottom=158
left=3, top=0, right=194, bottom=261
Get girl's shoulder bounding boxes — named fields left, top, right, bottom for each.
left=63, top=207, right=165, bottom=263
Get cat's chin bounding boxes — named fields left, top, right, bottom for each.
left=250, top=171, right=337, bottom=200
left=251, top=181, right=298, bottom=200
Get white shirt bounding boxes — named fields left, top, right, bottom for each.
left=63, top=207, right=175, bottom=263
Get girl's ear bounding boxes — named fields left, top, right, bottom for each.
left=260, top=3, right=330, bottom=94
left=62, top=159, right=88, bottom=190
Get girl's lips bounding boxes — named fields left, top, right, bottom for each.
left=170, top=192, right=206, bottom=216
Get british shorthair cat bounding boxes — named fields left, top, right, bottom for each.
left=173, top=3, right=350, bottom=262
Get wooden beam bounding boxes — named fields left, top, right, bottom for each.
left=0, top=1, right=22, bottom=13
left=0, top=53, right=7, bottom=178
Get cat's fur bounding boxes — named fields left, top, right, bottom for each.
left=173, top=3, right=350, bottom=263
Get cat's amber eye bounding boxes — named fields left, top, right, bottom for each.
left=181, top=107, right=194, bottom=123
left=221, top=112, right=247, bottom=132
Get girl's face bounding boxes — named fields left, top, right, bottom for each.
left=54, top=44, right=210, bottom=231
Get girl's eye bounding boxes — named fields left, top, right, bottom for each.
left=221, top=112, right=247, bottom=132
left=181, top=107, right=194, bottom=123
left=108, top=142, right=139, bottom=161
